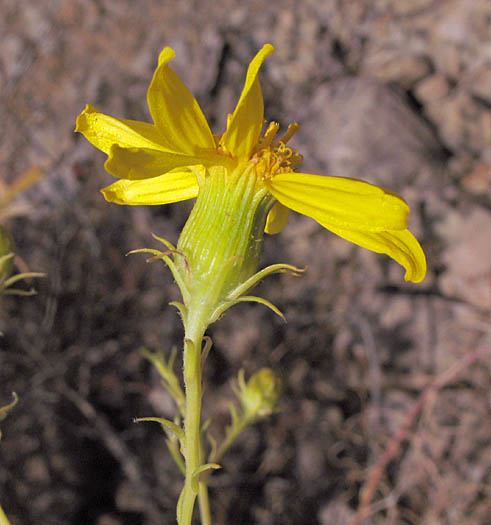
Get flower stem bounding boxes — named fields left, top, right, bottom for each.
left=178, top=309, right=207, bottom=525
left=198, top=482, right=212, bottom=525
left=174, top=164, right=278, bottom=524
left=212, top=416, right=250, bottom=465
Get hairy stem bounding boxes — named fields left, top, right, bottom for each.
left=178, top=308, right=212, bottom=525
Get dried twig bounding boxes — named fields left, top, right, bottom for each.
left=351, top=345, right=491, bottom=525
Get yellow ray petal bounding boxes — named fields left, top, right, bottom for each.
left=147, top=47, right=215, bottom=154
left=268, top=172, right=409, bottom=232
left=105, top=144, right=225, bottom=180
left=323, top=226, right=427, bottom=282
left=265, top=202, right=289, bottom=234
left=221, top=44, right=274, bottom=159
left=101, top=169, right=199, bottom=205
left=75, top=104, right=172, bottom=155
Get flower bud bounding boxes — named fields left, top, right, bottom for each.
left=238, top=368, right=282, bottom=418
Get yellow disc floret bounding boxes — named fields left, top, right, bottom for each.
left=250, top=122, right=303, bottom=181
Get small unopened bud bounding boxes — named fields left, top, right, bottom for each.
left=0, top=225, right=14, bottom=279
left=238, top=368, right=282, bottom=418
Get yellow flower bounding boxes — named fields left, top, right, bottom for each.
left=75, top=44, right=426, bottom=283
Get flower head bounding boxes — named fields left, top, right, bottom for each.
left=236, top=368, right=282, bottom=419
left=75, top=44, right=426, bottom=282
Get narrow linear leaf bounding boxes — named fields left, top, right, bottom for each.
left=201, top=336, right=213, bottom=369
left=170, top=301, right=187, bottom=322
left=191, top=463, right=221, bottom=492
left=165, top=438, right=186, bottom=475
left=126, top=248, right=163, bottom=257
left=134, top=416, right=184, bottom=440
left=2, top=272, right=46, bottom=287
left=2, top=288, right=38, bottom=296
left=0, top=392, right=18, bottom=420
left=151, top=232, right=176, bottom=251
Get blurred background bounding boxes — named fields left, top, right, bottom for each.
left=1, top=1, right=490, bottom=524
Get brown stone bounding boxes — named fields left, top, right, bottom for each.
left=461, top=163, right=491, bottom=194
left=415, top=74, right=450, bottom=103
left=299, top=77, right=445, bottom=188
left=469, top=68, right=491, bottom=103
left=365, top=51, right=433, bottom=88
left=439, top=207, right=491, bottom=309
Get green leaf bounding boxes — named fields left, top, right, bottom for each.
left=134, top=417, right=184, bottom=440
left=165, top=438, right=186, bottom=475
left=0, top=393, right=18, bottom=421
left=151, top=232, right=176, bottom=251
left=191, top=463, right=221, bottom=492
